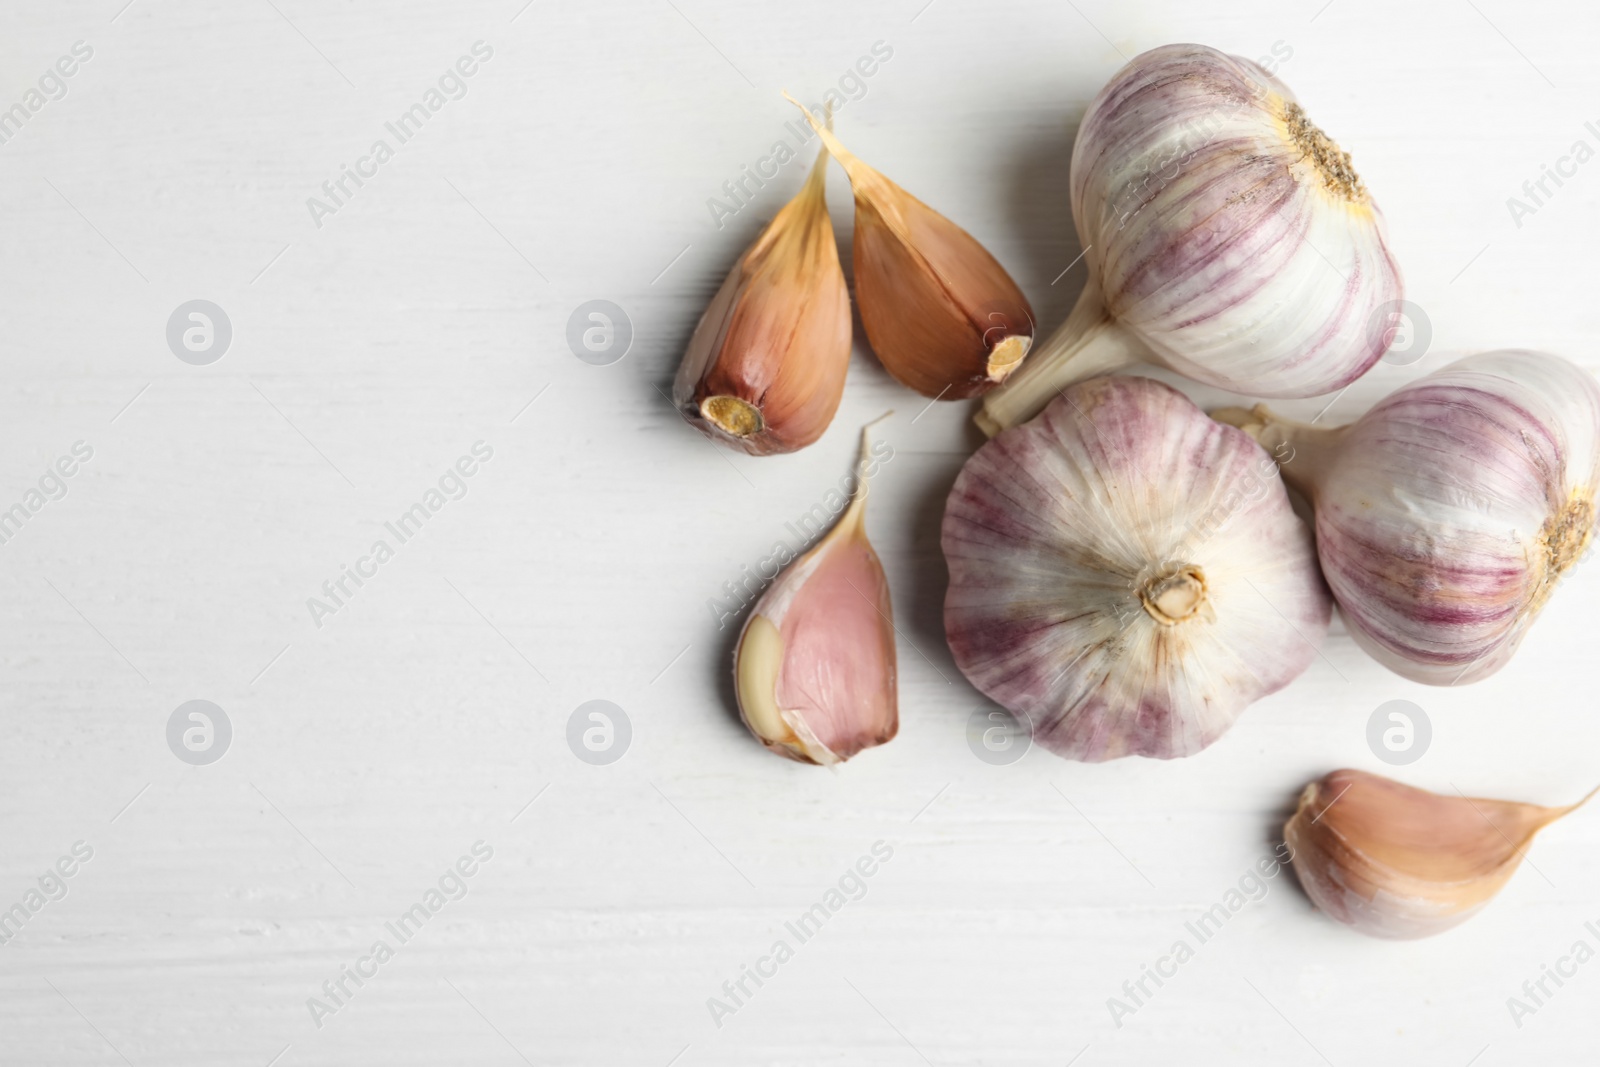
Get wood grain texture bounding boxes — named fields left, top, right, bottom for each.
left=2, top=0, right=1599, bottom=1063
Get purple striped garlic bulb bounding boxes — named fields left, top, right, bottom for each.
left=978, top=43, right=1403, bottom=436
left=943, top=375, right=1331, bottom=762
left=1216, top=350, right=1600, bottom=686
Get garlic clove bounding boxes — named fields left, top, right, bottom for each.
left=786, top=95, right=1035, bottom=400
left=943, top=375, right=1331, bottom=762
left=734, top=422, right=898, bottom=764
left=977, top=43, right=1402, bottom=435
left=673, top=120, right=852, bottom=455
left=1215, top=349, right=1600, bottom=685
left=1285, top=769, right=1595, bottom=939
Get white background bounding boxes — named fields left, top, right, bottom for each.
left=2, top=0, right=1598, bottom=1064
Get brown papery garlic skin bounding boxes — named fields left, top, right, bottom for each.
left=1285, top=769, right=1596, bottom=939
left=788, top=95, right=1035, bottom=399
left=733, top=423, right=898, bottom=764
left=673, top=131, right=851, bottom=455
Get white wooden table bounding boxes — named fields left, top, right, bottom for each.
left=2, top=0, right=1598, bottom=1063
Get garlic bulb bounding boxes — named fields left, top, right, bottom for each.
left=1216, top=350, right=1600, bottom=686
left=1285, top=769, right=1595, bottom=939
left=977, top=43, right=1402, bottom=435
left=943, top=375, right=1330, bottom=761
left=735, top=422, right=897, bottom=764
left=674, top=122, right=851, bottom=455
left=788, top=95, right=1035, bottom=400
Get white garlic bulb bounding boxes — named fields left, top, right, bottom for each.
left=943, top=375, right=1331, bottom=761
left=1285, top=769, right=1595, bottom=939
left=978, top=43, right=1403, bottom=436
left=1217, top=350, right=1600, bottom=685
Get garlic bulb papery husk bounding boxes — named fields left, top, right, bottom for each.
left=976, top=43, right=1403, bottom=436
left=1215, top=350, right=1600, bottom=686
left=786, top=95, right=1035, bottom=400
left=734, top=422, right=898, bottom=764
left=673, top=120, right=851, bottom=455
left=942, top=376, right=1331, bottom=761
left=1285, top=769, right=1597, bottom=939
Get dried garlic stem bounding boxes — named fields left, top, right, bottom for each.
left=973, top=279, right=1151, bottom=436
left=1210, top=405, right=1348, bottom=502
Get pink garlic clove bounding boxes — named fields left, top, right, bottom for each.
left=734, top=424, right=898, bottom=764
left=1285, top=769, right=1596, bottom=939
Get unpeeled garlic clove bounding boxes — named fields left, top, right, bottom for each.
left=734, top=421, right=898, bottom=764
left=1285, top=769, right=1595, bottom=939
left=673, top=119, right=852, bottom=455
left=787, top=95, right=1035, bottom=400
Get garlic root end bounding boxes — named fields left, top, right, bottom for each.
left=985, top=335, right=1031, bottom=383
left=702, top=395, right=764, bottom=439
left=974, top=285, right=1145, bottom=436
